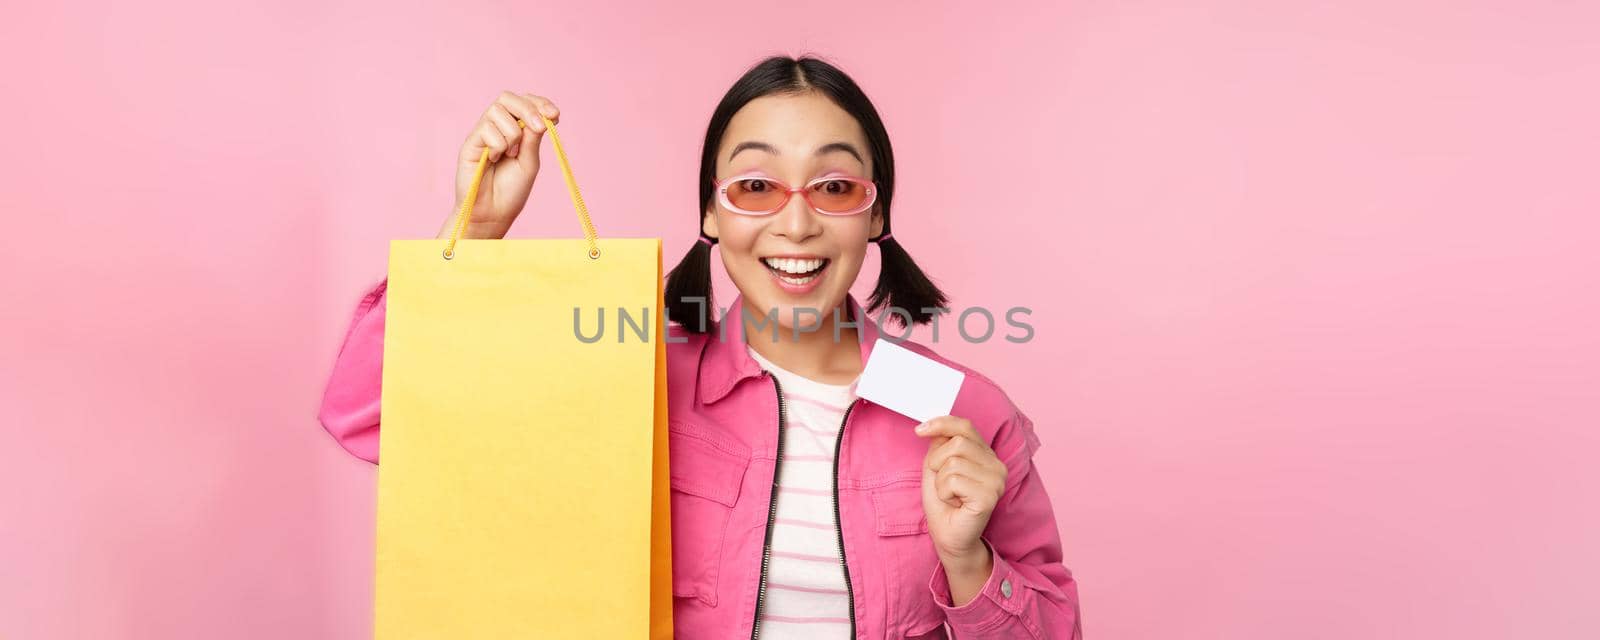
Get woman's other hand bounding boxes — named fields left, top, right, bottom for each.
left=917, top=415, right=1005, bottom=604
left=436, top=92, right=561, bottom=240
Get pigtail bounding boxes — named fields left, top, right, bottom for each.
left=867, top=232, right=948, bottom=327
left=664, top=234, right=717, bottom=333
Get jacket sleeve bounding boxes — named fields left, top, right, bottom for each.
left=927, top=408, right=1083, bottom=638
left=316, top=278, right=389, bottom=464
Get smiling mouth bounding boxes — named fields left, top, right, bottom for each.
left=762, top=256, right=830, bottom=286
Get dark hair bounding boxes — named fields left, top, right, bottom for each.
left=664, top=54, right=948, bottom=333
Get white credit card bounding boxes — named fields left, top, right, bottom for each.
left=855, top=338, right=965, bottom=423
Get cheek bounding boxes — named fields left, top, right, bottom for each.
left=826, top=221, right=873, bottom=269
left=711, top=219, right=769, bottom=291
left=829, top=249, right=870, bottom=287
left=713, top=215, right=762, bottom=263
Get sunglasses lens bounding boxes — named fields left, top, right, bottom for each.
left=726, top=178, right=788, bottom=212
left=808, top=179, right=870, bottom=213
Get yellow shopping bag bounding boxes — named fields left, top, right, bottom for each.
left=374, top=115, right=672, bottom=639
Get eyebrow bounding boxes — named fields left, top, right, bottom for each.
left=728, top=140, right=865, bottom=165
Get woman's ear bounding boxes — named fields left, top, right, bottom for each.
left=869, top=206, right=885, bottom=238
left=701, top=208, right=720, bottom=240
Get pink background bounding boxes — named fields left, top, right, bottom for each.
left=3, top=1, right=1596, bottom=638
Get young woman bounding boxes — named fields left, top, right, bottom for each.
left=319, top=55, right=1081, bottom=639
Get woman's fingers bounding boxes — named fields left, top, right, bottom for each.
left=484, top=104, right=523, bottom=161
left=492, top=93, right=562, bottom=169
left=496, top=92, right=559, bottom=130
left=469, top=92, right=563, bottom=156
left=934, top=470, right=983, bottom=509
left=936, top=467, right=1001, bottom=512
left=925, top=433, right=999, bottom=475
left=475, top=120, right=509, bottom=164
left=520, top=93, right=560, bottom=123
left=935, top=471, right=967, bottom=507
left=937, top=455, right=1003, bottom=497
left=916, top=416, right=983, bottom=443
left=495, top=92, right=543, bottom=133
left=918, top=415, right=1006, bottom=513
left=934, top=465, right=974, bottom=508
left=500, top=94, right=546, bottom=170
left=938, top=455, right=982, bottom=480
left=448, top=92, right=560, bottom=232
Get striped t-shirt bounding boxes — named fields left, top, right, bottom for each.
left=747, top=345, right=858, bottom=639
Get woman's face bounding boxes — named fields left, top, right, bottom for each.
left=703, top=92, right=884, bottom=331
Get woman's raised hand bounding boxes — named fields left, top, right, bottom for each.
left=437, top=92, right=561, bottom=240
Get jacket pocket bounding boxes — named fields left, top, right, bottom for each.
left=871, top=477, right=947, bottom=638
left=871, top=480, right=929, bottom=536
left=669, top=422, right=750, bottom=607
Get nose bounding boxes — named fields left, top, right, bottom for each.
left=769, top=186, right=822, bottom=242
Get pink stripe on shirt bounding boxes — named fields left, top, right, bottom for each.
left=771, top=550, right=840, bottom=564
left=760, top=614, right=851, bottom=625
left=785, top=454, right=833, bottom=462
left=767, top=582, right=849, bottom=595
left=776, top=517, right=834, bottom=530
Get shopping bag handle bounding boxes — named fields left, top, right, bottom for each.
left=443, top=114, right=601, bottom=261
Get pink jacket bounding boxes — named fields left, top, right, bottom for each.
left=319, top=279, right=1083, bottom=639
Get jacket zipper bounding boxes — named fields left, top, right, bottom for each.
left=832, top=401, right=858, bottom=637
left=750, top=374, right=787, bottom=640
left=750, top=375, right=860, bottom=639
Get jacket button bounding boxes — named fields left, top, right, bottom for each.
left=1000, top=579, right=1013, bottom=598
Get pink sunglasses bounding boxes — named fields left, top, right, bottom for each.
left=714, top=173, right=878, bottom=216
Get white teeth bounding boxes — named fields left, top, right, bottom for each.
left=762, top=257, right=825, bottom=274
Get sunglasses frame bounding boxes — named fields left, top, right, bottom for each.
left=714, top=173, right=878, bottom=216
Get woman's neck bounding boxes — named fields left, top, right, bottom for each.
left=742, top=302, right=863, bottom=385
